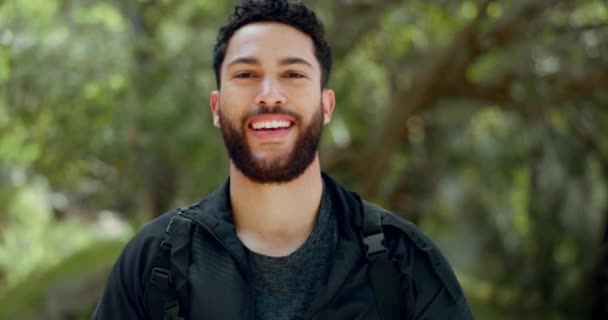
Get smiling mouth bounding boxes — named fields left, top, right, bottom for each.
left=249, top=120, right=294, bottom=131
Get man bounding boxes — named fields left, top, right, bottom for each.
left=93, top=0, right=475, bottom=319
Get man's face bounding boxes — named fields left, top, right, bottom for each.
left=210, top=22, right=335, bottom=184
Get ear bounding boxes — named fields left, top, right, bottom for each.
left=321, top=89, right=336, bottom=125
left=210, top=90, right=221, bottom=128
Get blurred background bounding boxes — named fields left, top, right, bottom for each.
left=0, top=0, right=607, bottom=319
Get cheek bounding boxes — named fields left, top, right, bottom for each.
left=219, top=92, right=246, bottom=114
left=285, top=85, right=318, bottom=103
left=220, top=88, right=257, bottom=109
left=223, top=83, right=259, bottom=99
left=296, top=90, right=323, bottom=113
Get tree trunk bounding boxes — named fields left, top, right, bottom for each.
left=123, top=0, right=178, bottom=217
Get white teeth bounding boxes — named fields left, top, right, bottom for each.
left=251, top=120, right=291, bottom=130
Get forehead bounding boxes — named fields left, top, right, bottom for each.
left=224, top=22, right=318, bottom=68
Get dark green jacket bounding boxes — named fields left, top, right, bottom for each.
left=93, top=174, right=475, bottom=319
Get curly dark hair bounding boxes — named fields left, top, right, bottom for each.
left=213, top=0, right=332, bottom=88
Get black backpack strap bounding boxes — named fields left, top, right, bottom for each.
left=168, top=211, right=192, bottom=314
left=146, top=210, right=192, bottom=320
left=361, top=201, right=401, bottom=320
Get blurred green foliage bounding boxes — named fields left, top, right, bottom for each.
left=0, top=0, right=607, bottom=319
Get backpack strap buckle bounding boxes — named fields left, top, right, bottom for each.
left=362, top=232, right=388, bottom=258
left=361, top=201, right=401, bottom=320
left=360, top=201, right=389, bottom=260
left=150, top=267, right=172, bottom=290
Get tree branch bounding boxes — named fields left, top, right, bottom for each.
left=440, top=71, right=608, bottom=116
left=553, top=23, right=608, bottom=33
left=323, top=0, right=403, bottom=59
left=358, top=0, right=551, bottom=198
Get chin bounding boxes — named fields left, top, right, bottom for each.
left=252, top=148, right=293, bottom=162
left=254, top=155, right=291, bottom=170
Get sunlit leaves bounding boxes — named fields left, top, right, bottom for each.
left=486, top=3, right=503, bottom=20
left=0, top=122, right=40, bottom=167
left=466, top=51, right=501, bottom=84
left=73, top=3, right=125, bottom=32
left=467, top=107, right=520, bottom=160
left=0, top=48, right=9, bottom=84
left=509, top=166, right=530, bottom=237
left=460, top=1, right=478, bottom=21
left=570, top=0, right=608, bottom=27
left=375, top=2, right=461, bottom=60
left=0, top=182, right=133, bottom=288
left=0, top=0, right=59, bottom=32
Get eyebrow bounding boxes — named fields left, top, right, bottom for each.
left=279, top=57, right=313, bottom=68
left=226, top=56, right=314, bottom=69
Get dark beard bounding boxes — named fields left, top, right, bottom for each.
left=219, top=105, right=324, bottom=184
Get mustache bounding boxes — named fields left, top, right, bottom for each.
left=241, top=106, right=302, bottom=125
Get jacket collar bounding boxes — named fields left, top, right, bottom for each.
left=180, top=178, right=251, bottom=269
left=184, top=172, right=364, bottom=227
left=180, top=172, right=367, bottom=291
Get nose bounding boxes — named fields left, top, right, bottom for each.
left=255, top=78, right=286, bottom=106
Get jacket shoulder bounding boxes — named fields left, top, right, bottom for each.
left=128, top=209, right=179, bottom=258
left=362, top=201, right=474, bottom=318
left=113, top=208, right=183, bottom=284
left=364, top=201, right=443, bottom=254
left=362, top=201, right=468, bottom=304
left=92, top=208, right=182, bottom=319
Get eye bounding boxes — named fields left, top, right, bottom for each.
left=285, top=72, right=305, bottom=79
left=235, top=72, right=256, bottom=79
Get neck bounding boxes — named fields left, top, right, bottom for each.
left=229, top=156, right=324, bottom=256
